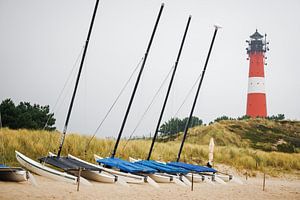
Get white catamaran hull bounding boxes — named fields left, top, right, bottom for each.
left=186, top=172, right=228, bottom=184
left=216, top=174, right=232, bottom=182
left=128, top=157, right=190, bottom=185
left=104, top=168, right=145, bottom=184
left=69, top=169, right=115, bottom=183
left=129, top=157, right=231, bottom=185
left=185, top=173, right=204, bottom=183
left=15, top=151, right=91, bottom=185
left=0, top=168, right=27, bottom=182
left=67, top=154, right=137, bottom=184
left=149, top=173, right=171, bottom=183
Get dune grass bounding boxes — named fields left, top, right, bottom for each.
left=163, top=118, right=300, bottom=154
left=1, top=128, right=300, bottom=177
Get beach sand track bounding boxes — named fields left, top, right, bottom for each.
left=0, top=175, right=300, bottom=200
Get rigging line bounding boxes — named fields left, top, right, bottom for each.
left=121, top=64, right=175, bottom=152
left=173, top=72, right=202, bottom=118
left=165, top=73, right=201, bottom=136
left=84, top=56, right=144, bottom=153
left=43, top=45, right=85, bottom=130
left=167, top=73, right=201, bottom=136
left=42, top=45, right=85, bottom=163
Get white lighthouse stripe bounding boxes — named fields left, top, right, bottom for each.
left=248, top=77, right=266, bottom=94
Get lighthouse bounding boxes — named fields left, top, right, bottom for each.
left=246, top=29, right=269, bottom=117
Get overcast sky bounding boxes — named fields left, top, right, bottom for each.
left=1, top=0, right=299, bottom=138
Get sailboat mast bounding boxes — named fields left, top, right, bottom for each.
left=111, top=3, right=164, bottom=158
left=147, top=16, right=192, bottom=160
left=176, top=25, right=220, bottom=162
left=57, top=0, right=100, bottom=157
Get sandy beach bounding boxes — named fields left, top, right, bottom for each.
left=1, top=173, right=299, bottom=200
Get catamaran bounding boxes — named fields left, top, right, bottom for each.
left=128, top=15, right=198, bottom=184
left=129, top=25, right=228, bottom=185
left=68, top=154, right=144, bottom=184
left=42, top=2, right=165, bottom=187
left=163, top=25, right=236, bottom=184
left=94, top=3, right=180, bottom=185
left=16, top=0, right=115, bottom=185
left=15, top=151, right=90, bottom=185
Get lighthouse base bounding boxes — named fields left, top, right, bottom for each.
left=246, top=93, right=267, bottom=117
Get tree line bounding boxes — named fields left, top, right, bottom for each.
left=0, top=99, right=56, bottom=131
left=160, top=114, right=286, bottom=136
left=159, top=116, right=203, bottom=136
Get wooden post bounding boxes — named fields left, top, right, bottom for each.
left=77, top=168, right=82, bottom=192
left=191, top=173, right=194, bottom=191
left=262, top=173, right=266, bottom=191
left=246, top=171, right=248, bottom=180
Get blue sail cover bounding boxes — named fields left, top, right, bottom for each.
left=0, top=164, right=8, bottom=168
left=167, top=162, right=217, bottom=173
left=96, top=157, right=157, bottom=174
left=135, top=160, right=189, bottom=174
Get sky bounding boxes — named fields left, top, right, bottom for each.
left=0, top=0, right=299, bottom=138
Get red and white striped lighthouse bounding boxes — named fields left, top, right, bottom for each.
left=246, top=30, right=269, bottom=117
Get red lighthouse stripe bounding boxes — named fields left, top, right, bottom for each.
left=249, top=53, right=265, bottom=77
left=246, top=93, right=267, bottom=117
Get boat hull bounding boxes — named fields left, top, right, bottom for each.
left=0, top=168, right=27, bottom=182
left=47, top=152, right=116, bottom=183
left=68, top=169, right=115, bottom=183
left=129, top=157, right=187, bottom=184
left=94, top=154, right=146, bottom=184
left=149, top=173, right=171, bottom=183
left=185, top=173, right=204, bottom=183
left=15, top=151, right=87, bottom=185
left=217, top=174, right=232, bottom=182
left=106, top=168, right=145, bottom=184
left=68, top=154, right=143, bottom=184
left=130, top=157, right=192, bottom=185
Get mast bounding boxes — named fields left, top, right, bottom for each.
left=176, top=25, right=220, bottom=162
left=111, top=3, right=164, bottom=158
left=57, top=0, right=100, bottom=157
left=147, top=16, right=192, bottom=160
